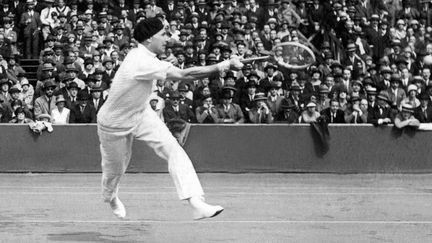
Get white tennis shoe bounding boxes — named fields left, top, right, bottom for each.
left=189, top=196, right=224, bottom=220
left=110, top=197, right=126, bottom=219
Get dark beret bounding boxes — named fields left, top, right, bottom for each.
left=133, top=17, right=165, bottom=42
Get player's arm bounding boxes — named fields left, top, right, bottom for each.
left=166, top=58, right=243, bottom=81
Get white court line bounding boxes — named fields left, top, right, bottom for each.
left=0, top=192, right=431, bottom=195
left=0, top=186, right=415, bottom=190
left=1, top=220, right=432, bottom=224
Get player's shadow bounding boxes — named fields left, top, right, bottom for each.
left=47, top=232, right=132, bottom=242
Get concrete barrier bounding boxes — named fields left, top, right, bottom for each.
left=1, top=124, right=431, bottom=173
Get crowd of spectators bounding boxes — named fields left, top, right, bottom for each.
left=1, top=0, right=432, bottom=127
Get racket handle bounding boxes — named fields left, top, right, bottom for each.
left=240, top=56, right=270, bottom=63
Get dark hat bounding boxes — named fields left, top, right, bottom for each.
left=247, top=71, right=260, bottom=80
left=90, top=85, right=103, bottom=92
left=280, top=100, right=296, bottom=110
left=133, top=17, right=165, bottom=42
left=43, top=80, right=57, bottom=89
left=352, top=79, right=363, bottom=87
left=330, top=62, right=343, bottom=69
left=290, top=84, right=301, bottom=91
left=68, top=81, right=80, bottom=90
left=224, top=71, right=236, bottom=79
left=222, top=84, right=237, bottom=92
left=94, top=68, right=104, bottom=74
left=103, top=37, right=114, bottom=44
left=377, top=91, right=390, bottom=102
left=84, top=58, right=93, bottom=66
left=206, top=53, right=217, bottom=62
left=419, top=92, right=430, bottom=101
left=380, top=66, right=392, bottom=74
left=77, top=92, right=90, bottom=101
left=264, top=63, right=277, bottom=72
left=346, top=43, right=356, bottom=52
left=319, top=84, right=329, bottom=93
left=9, top=86, right=20, bottom=94
left=66, top=66, right=78, bottom=72
left=178, top=83, right=189, bottom=92
left=350, top=95, right=361, bottom=102
left=390, top=73, right=401, bottom=83
left=103, top=57, right=113, bottom=65
left=170, top=90, right=181, bottom=99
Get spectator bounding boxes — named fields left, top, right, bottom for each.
left=248, top=93, right=273, bottom=124
left=33, top=80, right=57, bottom=119
left=301, top=102, right=320, bottom=123
left=69, top=92, right=96, bottom=123
left=50, top=95, right=69, bottom=124
left=401, top=84, right=421, bottom=109
left=388, top=74, right=407, bottom=110
left=19, top=0, right=41, bottom=59
left=344, top=96, right=367, bottom=124
left=21, top=78, right=33, bottom=110
left=316, top=84, right=330, bottom=113
left=394, top=103, right=420, bottom=129
left=9, top=106, right=32, bottom=123
left=267, top=82, right=283, bottom=118
left=215, top=88, right=244, bottom=124
left=89, top=85, right=104, bottom=114
left=149, top=97, right=164, bottom=122
left=275, top=100, right=300, bottom=123
left=414, top=93, right=432, bottom=123
left=163, top=91, right=195, bottom=123
left=0, top=78, right=11, bottom=103
left=321, top=99, right=345, bottom=124
left=195, top=95, right=218, bottom=124
left=368, top=91, right=394, bottom=126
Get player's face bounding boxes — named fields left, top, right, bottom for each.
left=149, top=26, right=171, bottom=55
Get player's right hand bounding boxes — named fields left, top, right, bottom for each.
left=229, top=56, right=244, bottom=71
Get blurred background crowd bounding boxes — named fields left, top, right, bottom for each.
left=0, top=0, right=431, bottom=127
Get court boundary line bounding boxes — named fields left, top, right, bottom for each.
left=1, top=192, right=431, bottom=195
left=1, top=220, right=432, bottom=224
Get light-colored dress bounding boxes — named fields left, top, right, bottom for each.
left=51, top=107, right=70, bottom=124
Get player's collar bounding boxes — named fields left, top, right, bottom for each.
left=138, top=43, right=157, bottom=58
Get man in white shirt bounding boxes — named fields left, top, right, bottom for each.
left=97, top=17, right=243, bottom=220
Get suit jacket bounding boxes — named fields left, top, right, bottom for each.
left=19, top=11, right=42, bottom=37
left=69, top=104, right=97, bottom=123
left=34, top=95, right=57, bottom=118
left=321, top=108, right=345, bottom=123
left=88, top=97, right=105, bottom=114
left=414, top=106, right=432, bottom=123
left=387, top=88, right=406, bottom=108
left=248, top=107, right=273, bottom=124
left=163, top=104, right=195, bottom=123
left=215, top=103, right=245, bottom=123
left=367, top=105, right=394, bottom=125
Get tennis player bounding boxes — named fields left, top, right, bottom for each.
left=97, top=17, right=244, bottom=220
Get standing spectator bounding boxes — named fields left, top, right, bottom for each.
left=33, top=80, right=57, bottom=119
left=51, top=94, right=69, bottom=124
left=19, top=0, right=41, bottom=59
left=69, top=92, right=96, bottom=123
left=248, top=93, right=273, bottom=124
left=21, top=79, right=33, bottom=111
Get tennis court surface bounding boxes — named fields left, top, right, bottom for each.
left=1, top=173, right=432, bottom=242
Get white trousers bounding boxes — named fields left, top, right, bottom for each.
left=98, top=108, right=204, bottom=202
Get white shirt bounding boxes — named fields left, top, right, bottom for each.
left=51, top=107, right=70, bottom=124
left=98, top=44, right=173, bottom=129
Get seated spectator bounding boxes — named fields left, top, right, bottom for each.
left=414, top=93, right=432, bottom=123
left=321, top=99, right=345, bottom=124
left=394, top=104, right=420, bottom=129
left=315, top=84, right=330, bottom=113
left=267, top=82, right=283, bottom=117
left=349, top=80, right=366, bottom=100
left=162, top=91, right=195, bottom=123
left=275, top=100, right=300, bottom=124
left=344, top=96, right=367, bottom=124
left=301, top=102, right=320, bottom=123
left=34, top=80, right=57, bottom=118
left=0, top=78, right=11, bottom=103
left=215, top=90, right=244, bottom=124
left=89, top=85, right=104, bottom=114
left=5, top=55, right=25, bottom=85
left=9, top=107, right=33, bottom=124
left=69, top=92, right=96, bottom=123
left=51, top=95, right=69, bottom=125
left=177, top=83, right=194, bottom=109
left=388, top=74, right=406, bottom=110
left=400, top=84, right=420, bottom=109
left=240, top=80, right=258, bottom=120
left=248, top=93, right=273, bottom=124
left=367, top=91, right=394, bottom=126
left=195, top=95, right=218, bottom=124
left=336, top=86, right=349, bottom=112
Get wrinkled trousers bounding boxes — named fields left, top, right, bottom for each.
left=98, top=108, right=204, bottom=202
